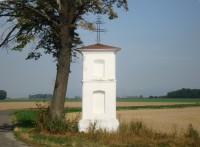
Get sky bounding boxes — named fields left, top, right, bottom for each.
left=0, top=0, right=200, bottom=98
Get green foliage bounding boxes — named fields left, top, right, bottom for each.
left=0, top=1, right=128, bottom=59
left=0, top=1, right=60, bottom=59
left=64, top=107, right=82, bottom=113
left=117, top=103, right=200, bottom=111
left=34, top=102, right=79, bottom=134
left=29, top=94, right=52, bottom=99
left=0, top=90, right=7, bottom=100
left=0, top=98, right=51, bottom=102
left=167, top=88, right=200, bottom=98
left=117, top=98, right=200, bottom=102
left=13, top=109, right=36, bottom=128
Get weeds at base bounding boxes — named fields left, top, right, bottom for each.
left=14, top=121, right=200, bottom=147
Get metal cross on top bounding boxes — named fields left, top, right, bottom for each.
left=94, top=15, right=106, bottom=44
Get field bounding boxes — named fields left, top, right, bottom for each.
left=117, top=107, right=200, bottom=133
left=1, top=98, right=200, bottom=133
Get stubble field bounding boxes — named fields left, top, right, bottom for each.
left=0, top=101, right=200, bottom=133
left=0, top=101, right=198, bottom=110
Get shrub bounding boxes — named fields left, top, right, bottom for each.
left=34, top=102, right=79, bottom=134
left=0, top=90, right=7, bottom=100
left=185, top=124, right=199, bottom=139
left=184, top=124, right=200, bottom=146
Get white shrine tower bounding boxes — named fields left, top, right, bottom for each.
left=76, top=43, right=120, bottom=132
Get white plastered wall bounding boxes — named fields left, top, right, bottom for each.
left=79, top=49, right=119, bottom=132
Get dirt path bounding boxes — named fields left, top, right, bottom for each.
left=0, top=110, right=29, bottom=147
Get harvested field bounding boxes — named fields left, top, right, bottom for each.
left=117, top=107, right=200, bottom=134
left=0, top=102, right=82, bottom=110
left=0, top=102, right=197, bottom=110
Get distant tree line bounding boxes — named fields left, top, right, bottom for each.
left=166, top=88, right=200, bottom=98
left=74, top=95, right=81, bottom=99
left=0, top=90, right=7, bottom=100
left=29, top=94, right=52, bottom=99
left=117, top=95, right=144, bottom=99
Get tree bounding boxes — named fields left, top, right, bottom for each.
left=0, top=0, right=128, bottom=118
left=167, top=88, right=200, bottom=98
left=0, top=90, right=7, bottom=100
left=29, top=94, right=52, bottom=99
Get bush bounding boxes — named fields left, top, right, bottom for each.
left=0, top=90, right=7, bottom=100
left=185, top=124, right=199, bottom=139
left=184, top=124, right=200, bottom=146
left=34, top=102, right=79, bottom=134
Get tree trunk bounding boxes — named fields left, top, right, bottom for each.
left=50, top=42, right=71, bottom=118
left=50, top=0, right=75, bottom=118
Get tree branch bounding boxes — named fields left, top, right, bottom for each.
left=0, top=14, right=21, bottom=17
left=23, top=4, right=59, bottom=28
left=0, top=25, right=17, bottom=48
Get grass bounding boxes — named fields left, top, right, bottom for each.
left=65, top=107, right=82, bottom=113
left=117, top=103, right=200, bottom=110
left=1, top=97, right=200, bottom=103
left=13, top=110, right=200, bottom=147
left=12, top=109, right=36, bottom=128
left=117, top=98, right=200, bottom=102
left=0, top=98, right=82, bottom=102
left=63, top=103, right=200, bottom=112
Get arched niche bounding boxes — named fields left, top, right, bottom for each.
left=93, top=90, right=105, bottom=114
left=93, top=59, right=105, bottom=78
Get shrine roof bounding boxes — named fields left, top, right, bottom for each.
left=75, top=44, right=120, bottom=51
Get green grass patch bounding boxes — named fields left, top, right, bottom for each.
left=65, top=98, right=82, bottom=102
left=117, top=103, right=200, bottom=111
left=12, top=109, right=36, bottom=128
left=0, top=99, right=51, bottom=102
left=65, top=103, right=200, bottom=112
left=2, top=98, right=200, bottom=103
left=0, top=98, right=81, bottom=102
left=64, top=107, right=82, bottom=113
left=117, top=98, right=200, bottom=102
